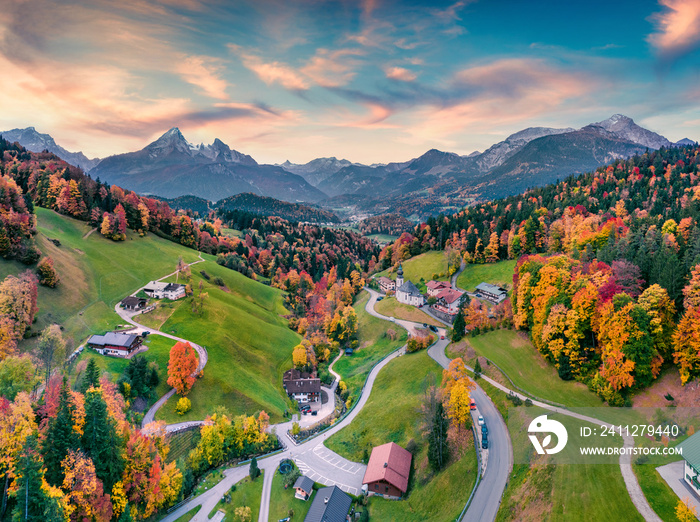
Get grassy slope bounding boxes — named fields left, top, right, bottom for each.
left=0, top=207, right=200, bottom=348
left=377, top=251, right=449, bottom=293
left=332, top=291, right=408, bottom=400
left=268, top=464, right=313, bottom=521
left=154, top=260, right=300, bottom=423
left=213, top=474, right=264, bottom=522
left=327, top=350, right=476, bottom=521
left=374, top=297, right=442, bottom=328
left=456, top=260, right=517, bottom=293
left=1, top=210, right=299, bottom=422
left=454, top=330, right=601, bottom=408
left=474, top=379, right=643, bottom=522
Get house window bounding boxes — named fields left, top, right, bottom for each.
left=374, top=484, right=378, bottom=490
left=385, top=486, right=389, bottom=493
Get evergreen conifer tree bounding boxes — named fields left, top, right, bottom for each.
left=81, top=389, right=124, bottom=491
left=428, top=402, right=449, bottom=471
left=42, top=378, right=79, bottom=486
left=80, top=358, right=101, bottom=393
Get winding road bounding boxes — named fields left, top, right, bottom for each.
left=141, top=257, right=660, bottom=522
left=111, top=255, right=209, bottom=430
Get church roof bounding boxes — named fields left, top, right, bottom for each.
left=397, top=280, right=422, bottom=297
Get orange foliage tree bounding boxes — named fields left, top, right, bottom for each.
left=167, top=342, right=198, bottom=396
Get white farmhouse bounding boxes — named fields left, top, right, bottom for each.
left=143, top=281, right=186, bottom=300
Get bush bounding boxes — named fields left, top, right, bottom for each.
left=37, top=257, right=60, bottom=287
left=175, top=397, right=192, bottom=415
left=283, top=468, right=301, bottom=488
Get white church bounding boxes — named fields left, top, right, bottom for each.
left=395, top=264, right=425, bottom=307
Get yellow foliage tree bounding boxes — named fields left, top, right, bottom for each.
left=292, top=345, right=308, bottom=368
left=675, top=497, right=698, bottom=522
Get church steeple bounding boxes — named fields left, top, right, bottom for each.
left=396, top=263, right=404, bottom=289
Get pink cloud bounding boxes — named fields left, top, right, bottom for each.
left=385, top=66, right=417, bottom=82
left=176, top=55, right=230, bottom=100
left=301, top=48, right=364, bottom=88
left=231, top=45, right=362, bottom=90
left=404, top=58, right=592, bottom=144
left=230, top=45, right=309, bottom=90
left=647, top=0, right=700, bottom=56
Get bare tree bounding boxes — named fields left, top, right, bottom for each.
left=37, top=325, right=66, bottom=385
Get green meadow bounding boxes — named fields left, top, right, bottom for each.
left=377, top=250, right=450, bottom=293
left=327, top=350, right=477, bottom=521
left=0, top=207, right=200, bottom=348
left=154, top=260, right=300, bottom=423
left=455, top=260, right=517, bottom=293
left=332, top=291, right=408, bottom=401
left=1, top=209, right=299, bottom=422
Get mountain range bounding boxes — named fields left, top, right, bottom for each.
left=3, top=115, right=696, bottom=219
left=89, top=128, right=325, bottom=203
left=1, top=127, right=100, bottom=171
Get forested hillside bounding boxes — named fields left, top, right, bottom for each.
left=378, top=145, right=700, bottom=400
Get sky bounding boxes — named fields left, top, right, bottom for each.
left=1, top=0, right=700, bottom=164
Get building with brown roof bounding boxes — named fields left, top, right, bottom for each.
left=377, top=276, right=395, bottom=293
left=283, top=368, right=321, bottom=403
left=362, top=442, right=412, bottom=499
left=426, top=280, right=451, bottom=297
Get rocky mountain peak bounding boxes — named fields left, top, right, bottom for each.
left=588, top=114, right=671, bottom=150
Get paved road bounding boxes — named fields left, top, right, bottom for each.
left=447, top=262, right=660, bottom=522
left=111, top=255, right=209, bottom=430
left=367, top=287, right=511, bottom=522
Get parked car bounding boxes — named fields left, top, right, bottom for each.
left=440, top=335, right=445, bottom=340
left=478, top=415, right=484, bottom=426
left=482, top=436, right=489, bottom=450
left=390, top=317, right=395, bottom=322
left=311, top=410, right=318, bottom=416
left=423, top=323, right=428, bottom=328
left=481, top=425, right=488, bottom=436
left=429, top=325, right=438, bottom=332
left=470, top=399, right=476, bottom=410
left=279, top=518, right=291, bottom=522
left=377, top=296, right=384, bottom=301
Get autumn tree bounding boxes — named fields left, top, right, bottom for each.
left=675, top=497, right=698, bottom=522
left=0, top=355, right=38, bottom=400
left=673, top=307, right=700, bottom=385
left=61, top=450, right=113, bottom=522
left=37, top=257, right=60, bottom=288
left=0, top=392, right=36, bottom=515
left=167, top=342, right=198, bottom=396
left=442, top=358, right=475, bottom=429
left=292, top=344, right=307, bottom=368
left=37, top=324, right=66, bottom=386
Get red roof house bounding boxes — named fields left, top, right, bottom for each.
left=433, top=287, right=465, bottom=315
left=426, top=280, right=451, bottom=297
left=362, top=442, right=412, bottom=498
